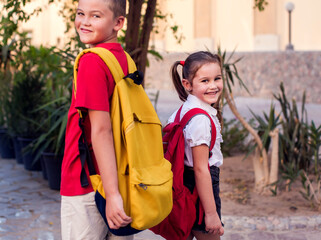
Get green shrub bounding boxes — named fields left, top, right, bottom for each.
left=274, top=82, right=313, bottom=174
left=221, top=118, right=250, bottom=156
left=7, top=71, right=47, bottom=137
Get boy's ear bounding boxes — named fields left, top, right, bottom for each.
left=113, top=16, right=125, bottom=31
left=182, top=79, right=192, bottom=92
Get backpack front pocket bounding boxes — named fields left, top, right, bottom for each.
left=129, top=160, right=173, bottom=230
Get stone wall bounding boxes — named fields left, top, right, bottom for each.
left=145, top=51, right=321, bottom=104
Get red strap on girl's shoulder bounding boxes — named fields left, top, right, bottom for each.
left=175, top=106, right=216, bottom=151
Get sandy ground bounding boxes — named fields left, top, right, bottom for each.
left=220, top=154, right=320, bottom=217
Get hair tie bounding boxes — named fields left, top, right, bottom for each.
left=180, top=61, right=185, bottom=66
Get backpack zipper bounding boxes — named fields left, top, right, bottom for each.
left=138, top=183, right=148, bottom=190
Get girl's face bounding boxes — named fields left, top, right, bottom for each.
left=183, top=62, right=223, bottom=105
left=75, top=0, right=124, bottom=47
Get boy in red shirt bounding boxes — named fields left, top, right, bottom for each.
left=60, top=0, right=133, bottom=239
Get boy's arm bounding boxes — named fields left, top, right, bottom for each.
left=192, top=145, right=224, bottom=236
left=88, top=109, right=132, bottom=229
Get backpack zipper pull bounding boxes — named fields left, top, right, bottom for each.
left=138, top=183, right=148, bottom=190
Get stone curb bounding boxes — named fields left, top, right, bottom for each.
left=222, top=215, right=321, bottom=231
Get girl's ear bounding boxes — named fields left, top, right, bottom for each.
left=182, top=79, right=192, bottom=92
left=113, top=16, right=125, bottom=31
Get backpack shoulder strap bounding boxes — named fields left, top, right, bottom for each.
left=73, top=47, right=135, bottom=187
left=73, top=47, right=136, bottom=118
left=73, top=48, right=135, bottom=96
left=178, top=107, right=217, bottom=151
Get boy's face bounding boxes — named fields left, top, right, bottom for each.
left=75, top=0, right=124, bottom=46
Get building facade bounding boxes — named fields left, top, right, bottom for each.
left=153, top=0, right=321, bottom=52
left=3, top=0, right=320, bottom=52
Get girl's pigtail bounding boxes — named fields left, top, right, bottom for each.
left=171, top=61, right=188, bottom=102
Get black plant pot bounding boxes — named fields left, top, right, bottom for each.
left=13, top=136, right=23, bottom=164
left=0, top=128, right=15, bottom=159
left=40, top=155, right=48, bottom=180
left=18, top=137, right=42, bottom=171
left=42, top=152, right=63, bottom=190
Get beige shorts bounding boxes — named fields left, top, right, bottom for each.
left=61, top=192, right=134, bottom=240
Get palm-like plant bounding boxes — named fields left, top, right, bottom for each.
left=250, top=104, right=281, bottom=187
left=307, top=121, right=321, bottom=175
left=218, top=47, right=271, bottom=192
left=274, top=82, right=312, bottom=175
left=250, top=104, right=281, bottom=152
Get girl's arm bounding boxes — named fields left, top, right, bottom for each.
left=88, top=109, right=132, bottom=229
left=192, top=144, right=224, bottom=235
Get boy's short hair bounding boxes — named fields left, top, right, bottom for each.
left=107, top=0, right=126, bottom=18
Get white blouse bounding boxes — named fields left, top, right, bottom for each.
left=167, top=94, right=223, bottom=167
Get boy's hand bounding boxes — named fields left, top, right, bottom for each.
left=205, top=212, right=224, bottom=236
left=88, top=110, right=132, bottom=229
left=106, top=193, right=132, bottom=229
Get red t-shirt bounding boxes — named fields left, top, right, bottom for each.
left=60, top=43, right=128, bottom=196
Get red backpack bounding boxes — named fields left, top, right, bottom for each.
left=150, top=106, right=216, bottom=240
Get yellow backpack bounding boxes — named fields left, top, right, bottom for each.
left=73, top=48, right=173, bottom=235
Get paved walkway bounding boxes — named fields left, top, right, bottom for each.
left=1, top=159, right=321, bottom=239
left=1, top=90, right=321, bottom=239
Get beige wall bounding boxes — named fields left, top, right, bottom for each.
left=194, top=0, right=212, bottom=38
left=254, top=0, right=277, bottom=35
left=12, top=0, right=66, bottom=47
left=163, top=0, right=195, bottom=52
left=154, top=0, right=321, bottom=52
left=3, top=0, right=321, bottom=52
left=215, top=0, right=254, bottom=51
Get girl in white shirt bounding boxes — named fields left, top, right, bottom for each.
left=168, top=51, right=224, bottom=240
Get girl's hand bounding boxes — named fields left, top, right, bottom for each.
left=105, top=193, right=132, bottom=229
left=205, top=211, right=224, bottom=236
left=192, top=145, right=224, bottom=236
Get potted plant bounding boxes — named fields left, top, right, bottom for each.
left=31, top=47, right=73, bottom=189
left=5, top=45, right=72, bottom=171
left=0, top=46, right=15, bottom=159
left=33, top=97, right=69, bottom=190
left=39, top=109, right=67, bottom=190
left=0, top=90, right=15, bottom=159
left=7, top=70, right=47, bottom=170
